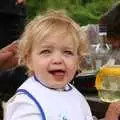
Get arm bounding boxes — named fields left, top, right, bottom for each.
left=105, top=101, right=120, bottom=120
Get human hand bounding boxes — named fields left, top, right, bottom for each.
left=16, top=0, right=25, bottom=4
left=105, top=101, right=120, bottom=120
left=0, top=41, right=18, bottom=69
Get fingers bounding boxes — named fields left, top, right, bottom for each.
left=0, top=51, right=13, bottom=63
left=16, top=0, right=25, bottom=4
left=105, top=102, right=120, bottom=120
left=0, top=41, right=18, bottom=54
left=1, top=55, right=18, bottom=69
left=105, top=107, right=117, bottom=120
left=0, top=41, right=19, bottom=69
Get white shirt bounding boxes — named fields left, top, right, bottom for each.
left=4, top=76, right=93, bottom=120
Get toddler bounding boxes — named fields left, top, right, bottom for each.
left=4, top=10, right=93, bottom=120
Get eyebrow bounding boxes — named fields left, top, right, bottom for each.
left=40, top=44, right=53, bottom=49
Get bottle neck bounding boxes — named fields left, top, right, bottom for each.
left=98, top=33, right=107, bottom=46
left=98, top=24, right=107, bottom=45
left=96, top=32, right=110, bottom=54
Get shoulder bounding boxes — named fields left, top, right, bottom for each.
left=6, top=93, right=36, bottom=112
left=4, top=92, right=40, bottom=120
left=69, top=83, right=89, bottom=103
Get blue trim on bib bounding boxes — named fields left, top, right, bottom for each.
left=17, top=89, right=46, bottom=120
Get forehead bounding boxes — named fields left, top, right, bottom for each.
left=37, top=30, right=77, bottom=48
left=31, top=19, right=80, bottom=49
left=35, top=26, right=79, bottom=45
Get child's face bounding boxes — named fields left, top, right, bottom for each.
left=27, top=31, right=79, bottom=89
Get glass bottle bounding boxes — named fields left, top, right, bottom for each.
left=96, top=34, right=120, bottom=103
left=95, top=24, right=110, bottom=71
left=96, top=65, right=120, bottom=103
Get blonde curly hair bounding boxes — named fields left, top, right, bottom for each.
left=18, top=10, right=89, bottom=74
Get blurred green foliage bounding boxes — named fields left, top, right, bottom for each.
left=26, top=0, right=119, bottom=25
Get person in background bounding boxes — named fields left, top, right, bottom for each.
left=0, top=41, right=27, bottom=98
left=99, top=1, right=120, bottom=49
left=0, top=0, right=27, bottom=97
left=99, top=1, right=120, bottom=120
left=4, top=10, right=93, bottom=120
left=0, top=41, right=27, bottom=120
left=0, top=0, right=26, bottom=48
left=0, top=1, right=26, bottom=119
left=0, top=0, right=27, bottom=98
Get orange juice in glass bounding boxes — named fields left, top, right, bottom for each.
left=95, top=65, right=120, bottom=103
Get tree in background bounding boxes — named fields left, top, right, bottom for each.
left=26, top=0, right=119, bottom=25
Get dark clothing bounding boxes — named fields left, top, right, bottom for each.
left=0, top=0, right=26, bottom=96
left=0, top=0, right=25, bottom=16
left=72, top=74, right=97, bottom=94
left=0, top=13, right=25, bottom=48
left=0, top=0, right=26, bottom=48
left=0, top=1, right=26, bottom=119
left=0, top=66, right=27, bottom=120
left=0, top=66, right=27, bottom=101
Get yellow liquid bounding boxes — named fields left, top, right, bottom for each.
left=95, top=65, right=120, bottom=102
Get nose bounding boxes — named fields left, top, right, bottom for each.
left=51, top=52, right=63, bottom=64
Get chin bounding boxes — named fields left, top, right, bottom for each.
left=52, top=83, right=66, bottom=89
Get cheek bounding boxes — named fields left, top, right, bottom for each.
left=30, top=59, right=45, bottom=72
left=34, top=62, right=46, bottom=70
left=67, top=62, right=78, bottom=81
left=67, top=59, right=78, bottom=72
left=33, top=63, right=47, bottom=78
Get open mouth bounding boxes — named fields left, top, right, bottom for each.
left=49, top=70, right=66, bottom=80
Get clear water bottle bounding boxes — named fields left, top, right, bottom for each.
left=96, top=46, right=120, bottom=103
left=96, top=65, right=120, bottom=103
left=95, top=24, right=110, bottom=71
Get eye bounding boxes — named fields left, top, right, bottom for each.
left=63, top=50, right=74, bottom=56
left=39, top=49, right=51, bottom=55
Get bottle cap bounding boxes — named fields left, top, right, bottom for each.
left=99, top=24, right=107, bottom=35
